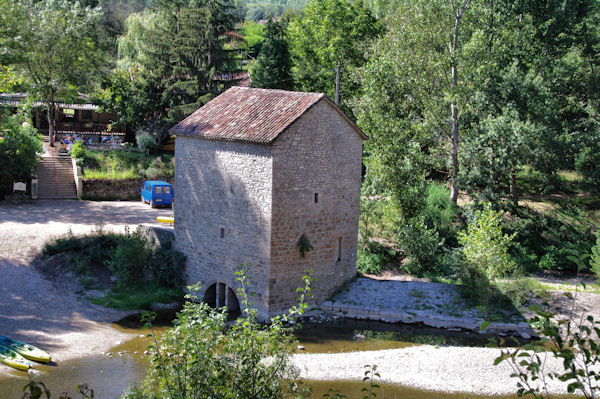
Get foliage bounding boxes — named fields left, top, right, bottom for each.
left=297, top=234, right=313, bottom=257
left=251, top=19, right=293, bottom=90
left=116, top=0, right=244, bottom=123
left=148, top=240, right=186, bottom=288
left=241, top=21, right=265, bottom=57
left=458, top=203, right=517, bottom=280
left=80, top=149, right=174, bottom=180
left=421, top=183, right=461, bottom=245
left=22, top=381, right=95, bottom=399
left=399, top=218, right=445, bottom=276
left=69, top=140, right=86, bottom=159
left=0, top=0, right=104, bottom=144
left=356, top=241, right=396, bottom=275
left=575, top=145, right=600, bottom=192
left=105, top=229, right=152, bottom=283
left=125, top=269, right=312, bottom=399
left=495, top=254, right=600, bottom=399
left=502, top=205, right=595, bottom=273
left=0, top=111, right=42, bottom=198
left=289, top=0, right=382, bottom=114
left=136, top=132, right=159, bottom=154
left=590, top=233, right=600, bottom=280
left=43, top=228, right=186, bottom=309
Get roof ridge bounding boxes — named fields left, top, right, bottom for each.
left=228, top=86, right=324, bottom=97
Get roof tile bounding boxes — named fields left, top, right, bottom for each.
left=169, top=87, right=325, bottom=144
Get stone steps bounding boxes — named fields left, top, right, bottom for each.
left=36, top=156, right=77, bottom=199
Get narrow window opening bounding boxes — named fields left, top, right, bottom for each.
left=314, top=193, right=319, bottom=203
left=220, top=227, right=225, bottom=238
left=336, top=237, right=342, bottom=262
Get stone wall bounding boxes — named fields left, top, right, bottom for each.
left=174, top=137, right=273, bottom=316
left=82, top=177, right=173, bottom=201
left=269, top=101, right=363, bottom=314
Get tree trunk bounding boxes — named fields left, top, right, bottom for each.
left=450, top=99, right=459, bottom=204
left=510, top=169, right=518, bottom=207
left=335, top=61, right=341, bottom=106
left=448, top=0, right=470, bottom=205
left=46, top=101, right=55, bottom=147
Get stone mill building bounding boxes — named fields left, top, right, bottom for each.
left=171, top=86, right=366, bottom=318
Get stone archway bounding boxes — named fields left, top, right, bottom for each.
left=203, top=282, right=241, bottom=316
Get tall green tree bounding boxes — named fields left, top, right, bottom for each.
left=289, top=0, right=382, bottom=114
left=358, top=0, right=475, bottom=216
left=117, top=0, right=244, bottom=124
left=0, top=0, right=103, bottom=146
left=251, top=19, right=293, bottom=90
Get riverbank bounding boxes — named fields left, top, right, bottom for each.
left=293, top=345, right=569, bottom=397
left=0, top=201, right=172, bottom=377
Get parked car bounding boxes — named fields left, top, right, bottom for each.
left=141, top=181, right=173, bottom=208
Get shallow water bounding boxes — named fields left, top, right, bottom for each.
left=0, top=315, right=533, bottom=398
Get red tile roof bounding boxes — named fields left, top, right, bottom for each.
left=169, top=87, right=366, bottom=144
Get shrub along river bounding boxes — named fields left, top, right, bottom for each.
left=0, top=315, right=534, bottom=398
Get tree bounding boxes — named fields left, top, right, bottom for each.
left=116, top=0, right=244, bottom=124
left=0, top=110, right=43, bottom=198
left=251, top=19, right=293, bottom=90
left=289, top=0, right=382, bottom=114
left=0, top=0, right=103, bottom=146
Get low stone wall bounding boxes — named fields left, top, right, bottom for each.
left=82, top=177, right=174, bottom=201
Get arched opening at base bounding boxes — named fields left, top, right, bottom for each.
left=203, top=282, right=241, bottom=317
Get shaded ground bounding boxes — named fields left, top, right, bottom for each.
left=0, top=200, right=171, bottom=376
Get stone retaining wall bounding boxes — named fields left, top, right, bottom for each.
left=82, top=177, right=174, bottom=201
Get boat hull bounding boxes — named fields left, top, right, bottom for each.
left=0, top=336, right=51, bottom=363
left=0, top=343, right=31, bottom=371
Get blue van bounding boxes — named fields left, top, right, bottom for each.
left=141, top=181, right=173, bottom=208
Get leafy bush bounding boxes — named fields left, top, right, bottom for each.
left=458, top=203, right=517, bottom=280
left=357, top=241, right=396, bottom=275
left=43, top=229, right=186, bottom=309
left=69, top=140, right=86, bottom=159
left=590, top=233, right=600, bottom=280
left=503, top=205, right=594, bottom=273
left=492, top=278, right=531, bottom=308
left=0, top=111, right=42, bottom=198
left=125, top=270, right=312, bottom=399
left=421, top=183, right=461, bottom=245
left=149, top=240, right=186, bottom=288
left=80, top=149, right=174, bottom=180
left=136, top=131, right=159, bottom=154
left=105, top=229, right=152, bottom=283
left=575, top=145, right=600, bottom=192
left=399, top=218, right=444, bottom=276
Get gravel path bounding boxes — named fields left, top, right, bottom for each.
left=0, top=200, right=171, bottom=377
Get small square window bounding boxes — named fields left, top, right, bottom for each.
left=155, top=186, right=163, bottom=194
left=314, top=193, right=319, bottom=203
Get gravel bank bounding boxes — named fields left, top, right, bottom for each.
left=293, top=346, right=570, bottom=396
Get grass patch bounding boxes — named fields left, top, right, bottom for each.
left=90, top=283, right=183, bottom=310
left=82, top=168, right=138, bottom=179
left=80, top=149, right=174, bottom=180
